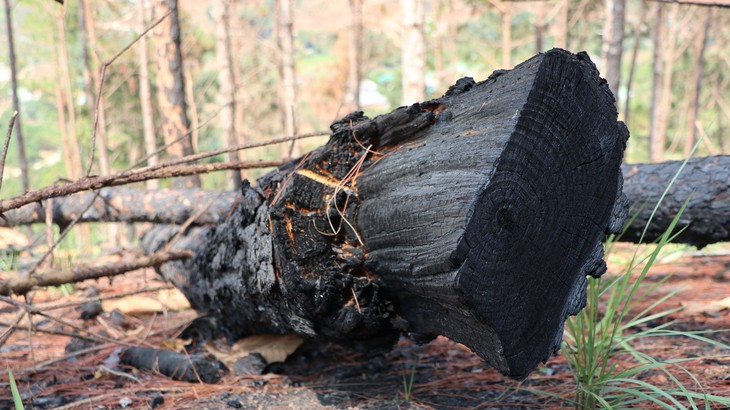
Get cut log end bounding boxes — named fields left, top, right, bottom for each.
left=456, top=50, right=628, bottom=378
left=149, top=49, right=629, bottom=381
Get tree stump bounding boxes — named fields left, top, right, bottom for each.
left=144, top=49, right=629, bottom=379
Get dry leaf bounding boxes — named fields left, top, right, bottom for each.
left=681, top=297, right=730, bottom=316
left=205, top=334, right=304, bottom=367
left=101, top=289, right=190, bottom=315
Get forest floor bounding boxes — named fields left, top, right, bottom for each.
left=1, top=243, right=728, bottom=409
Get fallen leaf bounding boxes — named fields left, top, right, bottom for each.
left=101, top=289, right=190, bottom=315
left=680, top=297, right=730, bottom=316
left=205, top=334, right=304, bottom=367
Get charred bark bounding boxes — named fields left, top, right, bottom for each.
left=621, top=156, right=730, bottom=247
left=4, top=161, right=727, bottom=249
left=0, top=188, right=236, bottom=229
left=142, top=49, right=628, bottom=379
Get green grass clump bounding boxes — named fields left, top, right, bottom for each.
left=562, top=147, right=730, bottom=409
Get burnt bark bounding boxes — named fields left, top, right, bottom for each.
left=4, top=163, right=727, bottom=250
left=142, top=49, right=628, bottom=379
left=621, top=156, right=730, bottom=247
left=0, top=188, right=238, bottom=228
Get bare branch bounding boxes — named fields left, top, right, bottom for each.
left=0, top=160, right=280, bottom=214
left=0, top=250, right=192, bottom=296
left=0, top=187, right=238, bottom=227
left=0, top=110, right=18, bottom=194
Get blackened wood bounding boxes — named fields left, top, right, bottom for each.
left=6, top=164, right=729, bottom=249
left=0, top=188, right=238, bottom=228
left=120, top=347, right=225, bottom=383
left=621, top=156, right=730, bottom=247
left=144, top=49, right=628, bottom=380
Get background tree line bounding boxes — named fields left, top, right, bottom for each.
left=1, top=0, right=728, bottom=250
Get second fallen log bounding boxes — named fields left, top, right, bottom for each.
left=146, top=49, right=629, bottom=380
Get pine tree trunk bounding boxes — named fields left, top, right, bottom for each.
left=501, top=2, right=511, bottom=68
left=344, top=0, right=363, bottom=112
left=649, top=3, right=665, bottom=162
left=623, top=0, right=647, bottom=126
left=601, top=0, right=625, bottom=101
left=400, top=0, right=426, bottom=105
left=78, top=0, right=111, bottom=177
left=152, top=0, right=200, bottom=188
left=136, top=0, right=159, bottom=189
left=684, top=8, right=711, bottom=156
left=216, top=0, right=242, bottom=190
left=3, top=0, right=29, bottom=193
left=276, top=0, right=300, bottom=160
left=555, top=0, right=569, bottom=49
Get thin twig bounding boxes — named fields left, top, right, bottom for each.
left=0, top=110, right=18, bottom=194
left=1, top=250, right=192, bottom=296
left=138, top=130, right=327, bottom=172
left=0, top=295, right=126, bottom=346
left=35, top=284, right=174, bottom=312
left=85, top=10, right=173, bottom=177
left=0, top=160, right=281, bottom=214
left=0, top=309, right=24, bottom=347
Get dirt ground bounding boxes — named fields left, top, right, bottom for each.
left=1, top=243, right=728, bottom=409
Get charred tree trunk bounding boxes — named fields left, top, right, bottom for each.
left=5, top=156, right=728, bottom=248
left=142, top=50, right=628, bottom=379
left=621, top=156, right=730, bottom=247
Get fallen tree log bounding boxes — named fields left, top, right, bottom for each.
left=139, top=49, right=628, bottom=379
left=0, top=187, right=237, bottom=229
left=621, top=156, right=730, bottom=247
left=5, top=160, right=728, bottom=248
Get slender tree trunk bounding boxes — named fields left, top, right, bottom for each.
left=344, top=0, right=363, bottom=112
left=152, top=0, right=200, bottom=188
left=601, top=0, right=625, bottom=101
left=684, top=8, right=711, bottom=156
left=78, top=0, right=111, bottom=177
left=216, top=0, right=242, bottom=190
left=136, top=0, right=159, bottom=189
left=400, top=0, right=426, bottom=105
left=649, top=3, right=664, bottom=162
left=655, top=4, right=679, bottom=160
left=276, top=0, right=300, bottom=160
left=56, top=11, right=84, bottom=179
left=555, top=0, right=569, bottom=49
left=716, top=72, right=725, bottom=152
left=230, top=0, right=247, bottom=181
left=535, top=1, right=546, bottom=53
left=501, top=2, right=511, bottom=68
left=3, top=0, right=29, bottom=193
left=623, top=0, right=646, bottom=126
left=55, top=83, right=75, bottom=181
left=55, top=8, right=92, bottom=253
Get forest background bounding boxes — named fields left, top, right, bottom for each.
left=1, top=0, right=727, bottom=250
